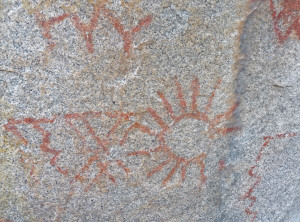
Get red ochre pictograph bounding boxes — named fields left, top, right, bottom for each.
left=242, top=132, right=296, bottom=222
left=3, top=117, right=60, bottom=183
left=64, top=111, right=132, bottom=191
left=3, top=117, right=60, bottom=166
left=34, top=2, right=152, bottom=55
left=252, top=0, right=300, bottom=42
left=218, top=159, right=226, bottom=170
left=122, top=76, right=240, bottom=186
left=35, top=12, right=69, bottom=50
left=270, top=0, right=300, bottom=43
left=3, top=111, right=133, bottom=191
left=18, top=149, right=42, bottom=183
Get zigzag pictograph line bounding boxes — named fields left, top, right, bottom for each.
left=3, top=111, right=133, bottom=191
left=242, top=132, right=296, bottom=222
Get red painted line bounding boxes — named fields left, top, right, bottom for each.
left=242, top=132, right=296, bottom=221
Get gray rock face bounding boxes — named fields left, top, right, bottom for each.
left=0, top=0, right=299, bottom=221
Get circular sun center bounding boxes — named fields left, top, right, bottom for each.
left=164, top=118, right=212, bottom=159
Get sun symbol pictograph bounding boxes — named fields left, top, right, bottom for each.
left=121, top=76, right=240, bottom=186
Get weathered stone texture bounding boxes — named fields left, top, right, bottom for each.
left=0, top=0, right=299, bottom=221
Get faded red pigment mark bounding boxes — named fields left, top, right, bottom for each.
left=219, top=159, right=226, bottom=170
left=57, top=166, right=69, bottom=176
left=19, top=150, right=40, bottom=183
left=64, top=111, right=132, bottom=191
left=4, top=117, right=60, bottom=166
left=270, top=0, right=300, bottom=43
left=242, top=132, right=296, bottom=222
left=35, top=3, right=152, bottom=54
left=35, top=12, right=69, bottom=49
left=0, top=219, right=14, bottom=222
left=123, top=76, right=240, bottom=186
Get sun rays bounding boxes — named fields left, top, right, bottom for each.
left=123, top=76, right=239, bottom=186
left=3, top=77, right=239, bottom=189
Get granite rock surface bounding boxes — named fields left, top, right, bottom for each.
left=0, top=0, right=299, bottom=221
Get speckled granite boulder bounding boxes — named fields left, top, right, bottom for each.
left=0, top=0, right=299, bottom=221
